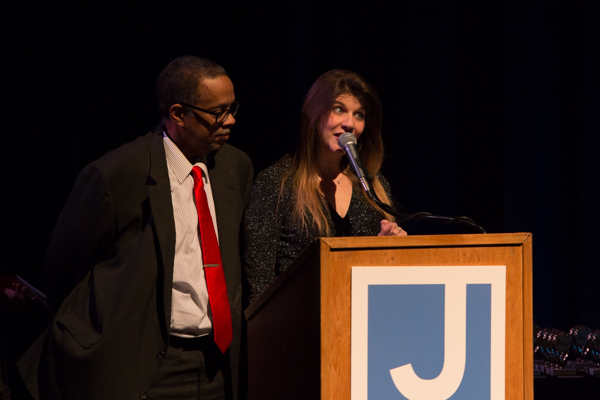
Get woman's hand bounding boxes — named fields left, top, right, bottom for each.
left=378, top=219, right=407, bottom=237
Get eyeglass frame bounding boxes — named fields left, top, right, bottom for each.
left=178, top=100, right=239, bottom=124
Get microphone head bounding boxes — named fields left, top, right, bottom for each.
left=338, top=132, right=357, bottom=147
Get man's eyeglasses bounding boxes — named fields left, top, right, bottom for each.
left=178, top=101, right=239, bottom=124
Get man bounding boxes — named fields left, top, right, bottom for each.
left=18, top=56, right=254, bottom=399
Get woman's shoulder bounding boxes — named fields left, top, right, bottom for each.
left=255, top=155, right=294, bottom=185
left=249, top=156, right=295, bottom=210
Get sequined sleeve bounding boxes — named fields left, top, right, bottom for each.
left=243, top=160, right=288, bottom=305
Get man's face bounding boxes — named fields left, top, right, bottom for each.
left=172, top=75, right=237, bottom=158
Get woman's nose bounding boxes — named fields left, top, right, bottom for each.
left=341, top=114, right=354, bottom=132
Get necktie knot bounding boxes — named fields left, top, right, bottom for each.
left=191, top=166, right=203, bottom=187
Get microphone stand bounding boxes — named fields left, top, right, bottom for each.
left=363, top=179, right=487, bottom=234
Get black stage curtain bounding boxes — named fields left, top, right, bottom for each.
left=1, top=0, right=599, bottom=384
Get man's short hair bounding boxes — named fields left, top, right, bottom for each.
left=156, top=56, right=228, bottom=118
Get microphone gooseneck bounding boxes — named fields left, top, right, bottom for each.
left=336, top=132, right=487, bottom=234
left=338, top=132, right=377, bottom=201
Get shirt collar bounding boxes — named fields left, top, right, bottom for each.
left=163, top=132, right=208, bottom=184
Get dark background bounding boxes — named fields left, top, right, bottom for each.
left=1, top=0, right=599, bottom=397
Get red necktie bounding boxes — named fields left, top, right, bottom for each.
left=191, top=166, right=232, bottom=354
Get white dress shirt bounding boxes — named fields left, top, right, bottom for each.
left=163, top=133, right=219, bottom=337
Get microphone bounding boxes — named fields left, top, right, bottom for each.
left=338, top=132, right=377, bottom=201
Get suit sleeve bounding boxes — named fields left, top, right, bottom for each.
left=43, top=162, right=115, bottom=313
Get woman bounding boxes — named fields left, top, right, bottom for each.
left=244, top=69, right=406, bottom=304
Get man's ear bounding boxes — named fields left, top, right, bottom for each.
left=169, top=104, right=186, bottom=127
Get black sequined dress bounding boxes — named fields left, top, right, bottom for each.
left=244, top=156, right=392, bottom=304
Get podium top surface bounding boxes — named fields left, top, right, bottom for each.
left=319, top=232, right=531, bottom=250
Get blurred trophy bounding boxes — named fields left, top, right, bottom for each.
left=566, top=324, right=594, bottom=370
left=536, top=328, right=575, bottom=376
left=533, top=324, right=545, bottom=375
left=584, top=330, right=600, bottom=376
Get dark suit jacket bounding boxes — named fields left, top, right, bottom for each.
left=18, top=125, right=254, bottom=400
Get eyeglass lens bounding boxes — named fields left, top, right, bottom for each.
left=217, top=102, right=239, bottom=123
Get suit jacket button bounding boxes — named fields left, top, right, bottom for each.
left=140, top=392, right=147, bottom=399
left=158, top=350, right=166, bottom=359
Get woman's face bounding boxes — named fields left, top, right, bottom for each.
left=319, top=94, right=366, bottom=157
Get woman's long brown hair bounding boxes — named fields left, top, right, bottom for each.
left=279, top=69, right=395, bottom=235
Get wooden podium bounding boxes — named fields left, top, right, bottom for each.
left=244, top=233, right=533, bottom=400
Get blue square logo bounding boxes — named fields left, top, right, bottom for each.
left=351, top=266, right=505, bottom=400
left=368, top=284, right=491, bottom=399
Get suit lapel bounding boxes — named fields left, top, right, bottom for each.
left=147, top=127, right=176, bottom=331
left=208, top=149, right=234, bottom=245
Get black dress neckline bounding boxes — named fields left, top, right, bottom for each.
left=327, top=197, right=353, bottom=237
